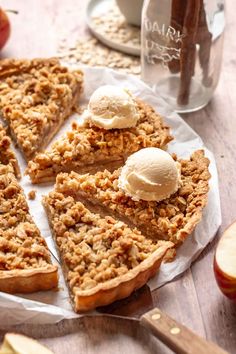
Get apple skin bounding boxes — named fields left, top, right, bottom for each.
left=214, top=256, right=236, bottom=301
left=0, top=8, right=10, bottom=50
left=214, top=221, right=236, bottom=301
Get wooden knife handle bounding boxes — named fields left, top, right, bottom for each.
left=140, top=308, right=228, bottom=354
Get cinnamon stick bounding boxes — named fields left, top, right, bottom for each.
left=168, top=0, right=187, bottom=74
left=177, top=0, right=201, bottom=106
left=196, top=0, right=213, bottom=87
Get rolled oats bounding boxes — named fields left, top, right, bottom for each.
left=58, top=38, right=141, bottom=76
left=91, top=4, right=140, bottom=49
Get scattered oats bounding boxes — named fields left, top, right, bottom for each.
left=57, top=1, right=141, bottom=76
left=57, top=38, right=141, bottom=76
left=131, top=67, right=141, bottom=75
left=91, top=3, right=140, bottom=50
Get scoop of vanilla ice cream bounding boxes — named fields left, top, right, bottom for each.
left=81, top=85, right=140, bottom=129
left=118, top=148, right=181, bottom=202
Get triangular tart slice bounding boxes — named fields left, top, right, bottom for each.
left=0, top=58, right=83, bottom=161
left=27, top=100, right=172, bottom=183
left=54, top=150, right=210, bottom=250
left=0, top=164, right=58, bottom=293
left=43, top=190, right=173, bottom=312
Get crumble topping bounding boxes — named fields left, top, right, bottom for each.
left=0, top=124, right=20, bottom=178
left=55, top=150, right=210, bottom=246
left=0, top=164, right=53, bottom=271
left=43, top=191, right=171, bottom=292
left=27, top=99, right=172, bottom=182
left=0, top=58, right=83, bottom=160
left=28, top=190, right=36, bottom=200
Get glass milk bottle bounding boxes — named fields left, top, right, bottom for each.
left=141, top=0, right=225, bottom=113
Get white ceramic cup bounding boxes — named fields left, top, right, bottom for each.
left=116, top=0, right=144, bottom=27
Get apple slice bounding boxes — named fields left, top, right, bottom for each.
left=0, top=333, right=53, bottom=354
left=214, top=222, right=236, bottom=300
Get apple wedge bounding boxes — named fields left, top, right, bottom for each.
left=214, top=222, right=236, bottom=300
left=0, top=333, right=53, bottom=354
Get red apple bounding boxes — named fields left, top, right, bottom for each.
left=214, top=222, right=236, bottom=300
left=0, top=8, right=10, bottom=50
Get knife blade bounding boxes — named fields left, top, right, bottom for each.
left=95, top=285, right=228, bottom=354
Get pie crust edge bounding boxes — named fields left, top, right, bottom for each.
left=0, top=265, right=58, bottom=294
left=43, top=198, right=173, bottom=312
left=73, top=241, right=173, bottom=312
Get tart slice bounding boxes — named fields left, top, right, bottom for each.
left=0, top=58, right=83, bottom=161
left=55, top=149, right=210, bottom=249
left=0, top=164, right=58, bottom=294
left=27, top=99, right=172, bottom=183
left=43, top=191, right=173, bottom=312
left=0, top=123, right=20, bottom=178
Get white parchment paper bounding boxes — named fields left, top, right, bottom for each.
left=0, top=67, right=221, bottom=326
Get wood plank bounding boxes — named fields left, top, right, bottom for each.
left=0, top=316, right=172, bottom=354
left=183, top=1, right=236, bottom=352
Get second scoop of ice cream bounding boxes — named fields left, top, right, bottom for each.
left=118, top=148, right=181, bottom=202
left=81, top=85, right=140, bottom=129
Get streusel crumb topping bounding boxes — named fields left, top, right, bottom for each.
left=0, top=164, right=52, bottom=270
left=28, top=190, right=36, bottom=200
left=0, top=123, right=20, bottom=178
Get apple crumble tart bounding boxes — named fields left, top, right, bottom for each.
left=43, top=190, right=173, bottom=311
left=0, top=58, right=83, bottom=161
left=55, top=150, right=210, bottom=248
left=0, top=123, right=20, bottom=178
left=0, top=164, right=58, bottom=293
left=27, top=100, right=172, bottom=183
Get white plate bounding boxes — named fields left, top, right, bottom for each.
left=86, top=0, right=141, bottom=56
left=0, top=66, right=221, bottom=325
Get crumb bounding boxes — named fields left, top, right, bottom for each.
left=28, top=190, right=36, bottom=200
left=74, top=104, right=86, bottom=115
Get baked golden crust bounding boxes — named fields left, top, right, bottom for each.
left=74, top=246, right=169, bottom=312
left=0, top=58, right=83, bottom=161
left=0, top=164, right=58, bottom=293
left=0, top=267, right=58, bottom=294
left=26, top=99, right=172, bottom=183
left=43, top=191, right=173, bottom=312
left=55, top=150, right=210, bottom=249
left=0, top=123, right=20, bottom=178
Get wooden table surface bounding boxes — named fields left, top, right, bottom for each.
left=0, top=1, right=236, bottom=353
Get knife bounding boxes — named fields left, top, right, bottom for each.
left=96, top=285, right=228, bottom=354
